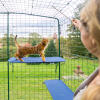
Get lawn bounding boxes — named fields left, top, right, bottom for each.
left=0, top=58, right=98, bottom=100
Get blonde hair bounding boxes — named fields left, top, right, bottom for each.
left=81, top=85, right=100, bottom=100
left=80, top=0, right=100, bottom=43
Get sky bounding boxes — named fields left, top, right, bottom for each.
left=0, top=0, right=85, bottom=38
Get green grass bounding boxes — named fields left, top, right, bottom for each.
left=61, top=58, right=98, bottom=91
left=0, top=58, right=98, bottom=100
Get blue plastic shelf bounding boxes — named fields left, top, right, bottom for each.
left=8, top=57, right=65, bottom=63
left=44, top=80, right=74, bottom=100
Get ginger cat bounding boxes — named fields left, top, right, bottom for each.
left=15, top=35, right=48, bottom=62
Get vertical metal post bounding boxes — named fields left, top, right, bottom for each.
left=7, top=12, right=10, bottom=100
left=57, top=18, right=61, bottom=80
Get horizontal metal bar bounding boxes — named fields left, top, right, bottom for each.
left=0, top=12, right=59, bottom=20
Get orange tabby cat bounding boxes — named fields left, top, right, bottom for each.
left=15, top=35, right=48, bottom=62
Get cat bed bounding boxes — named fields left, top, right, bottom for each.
left=8, top=57, right=65, bottom=63
left=44, top=80, right=74, bottom=100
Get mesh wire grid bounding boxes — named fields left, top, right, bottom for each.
left=0, top=0, right=98, bottom=100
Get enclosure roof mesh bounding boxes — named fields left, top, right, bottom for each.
left=0, top=0, right=85, bottom=19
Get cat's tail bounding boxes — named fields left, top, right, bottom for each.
left=15, top=35, right=20, bottom=48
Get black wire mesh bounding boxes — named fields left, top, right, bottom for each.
left=0, top=0, right=98, bottom=100
left=9, top=14, right=59, bottom=100
left=60, top=13, right=98, bottom=92
left=0, top=14, right=8, bottom=100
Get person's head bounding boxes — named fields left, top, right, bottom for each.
left=79, top=0, right=100, bottom=58
left=81, top=85, right=100, bottom=100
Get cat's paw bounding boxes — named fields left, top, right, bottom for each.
left=19, top=58, right=24, bottom=62
left=42, top=57, right=45, bottom=62
left=21, top=59, right=24, bottom=62
left=20, top=59, right=24, bottom=62
left=15, top=57, right=19, bottom=60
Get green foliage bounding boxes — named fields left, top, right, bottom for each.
left=0, top=46, right=16, bottom=61
left=28, top=32, right=41, bottom=44
left=9, top=34, right=15, bottom=46
left=55, top=37, right=68, bottom=57
left=66, top=1, right=91, bottom=57
left=0, top=34, right=16, bottom=61
left=1, top=34, right=15, bottom=46
left=67, top=31, right=89, bottom=56
left=32, top=40, right=37, bottom=46
left=45, top=40, right=58, bottom=57
left=0, top=47, right=7, bottom=61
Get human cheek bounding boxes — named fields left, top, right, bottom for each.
left=81, top=32, right=90, bottom=49
left=81, top=32, right=87, bottom=46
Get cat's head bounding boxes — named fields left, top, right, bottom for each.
left=42, top=38, right=49, bottom=47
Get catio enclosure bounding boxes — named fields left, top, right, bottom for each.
left=0, top=0, right=98, bottom=100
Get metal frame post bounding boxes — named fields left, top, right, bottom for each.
left=57, top=19, right=61, bottom=80
left=7, top=12, right=10, bottom=100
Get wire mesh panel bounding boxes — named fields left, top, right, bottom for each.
left=0, top=0, right=99, bottom=100
left=59, top=2, right=98, bottom=92
left=8, top=14, right=59, bottom=100
left=0, top=14, right=8, bottom=100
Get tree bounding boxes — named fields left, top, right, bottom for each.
left=29, top=32, right=41, bottom=44
left=66, top=1, right=90, bottom=57
left=32, top=40, right=37, bottom=46
left=0, top=34, right=16, bottom=61
left=55, top=37, right=68, bottom=57
left=2, top=34, right=7, bottom=46
left=45, top=40, right=58, bottom=57
left=2, top=33, right=15, bottom=46
left=9, top=34, right=15, bottom=46
left=67, top=30, right=89, bottom=56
